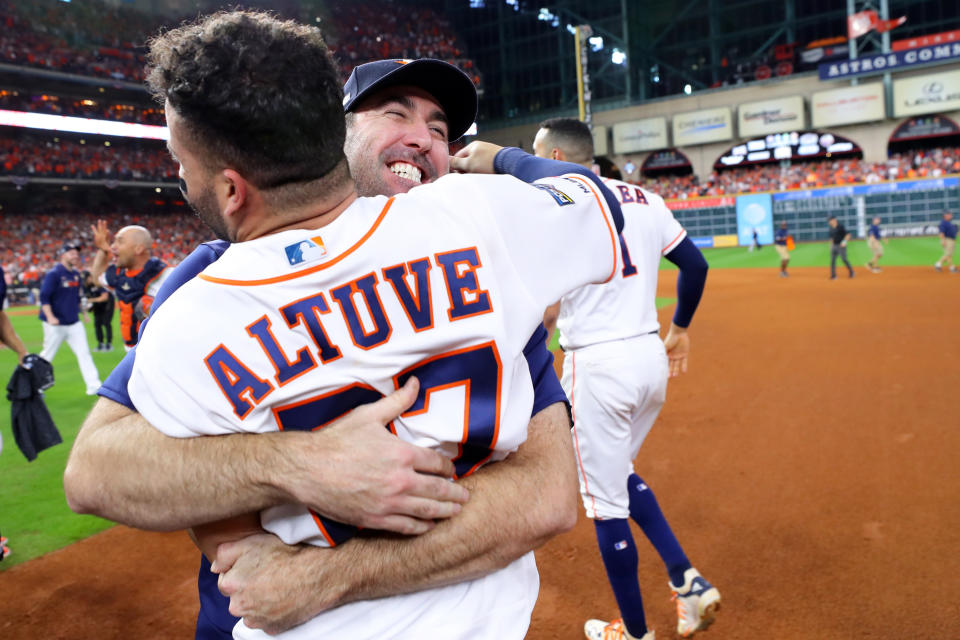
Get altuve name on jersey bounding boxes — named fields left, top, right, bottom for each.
left=205, top=246, right=492, bottom=419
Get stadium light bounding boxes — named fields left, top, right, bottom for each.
left=0, top=109, right=169, bottom=140
left=589, top=36, right=604, bottom=52
left=566, top=24, right=577, bottom=35
left=683, top=84, right=692, bottom=95
left=611, top=48, right=626, bottom=65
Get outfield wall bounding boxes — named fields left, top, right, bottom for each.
left=670, top=176, right=960, bottom=246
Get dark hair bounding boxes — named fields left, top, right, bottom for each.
left=827, top=216, right=837, bottom=221
left=146, top=11, right=345, bottom=191
left=538, top=117, right=594, bottom=164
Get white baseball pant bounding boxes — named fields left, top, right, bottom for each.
left=40, top=321, right=102, bottom=394
left=562, top=333, right=668, bottom=520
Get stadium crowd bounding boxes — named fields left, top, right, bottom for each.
left=0, top=131, right=175, bottom=181
left=0, top=90, right=166, bottom=126
left=0, top=0, right=481, bottom=90
left=1, top=209, right=208, bottom=304
left=327, top=1, right=481, bottom=90
left=638, top=147, right=960, bottom=200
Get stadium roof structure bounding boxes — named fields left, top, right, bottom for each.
left=428, top=0, right=960, bottom=128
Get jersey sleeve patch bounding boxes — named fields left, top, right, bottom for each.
left=531, top=183, right=575, bottom=206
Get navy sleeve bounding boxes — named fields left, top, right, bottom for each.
left=663, top=237, right=708, bottom=328
left=493, top=147, right=624, bottom=234
left=39, top=270, right=57, bottom=306
left=0, top=266, right=6, bottom=306
left=523, top=323, right=568, bottom=416
left=99, top=240, right=231, bottom=409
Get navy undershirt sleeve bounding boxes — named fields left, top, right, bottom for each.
left=98, top=240, right=231, bottom=409
left=663, top=237, right=708, bottom=328
left=523, top=323, right=567, bottom=415
left=493, top=147, right=624, bottom=234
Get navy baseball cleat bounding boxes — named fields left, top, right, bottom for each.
left=670, top=568, right=720, bottom=637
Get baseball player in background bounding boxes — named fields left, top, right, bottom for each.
left=774, top=221, right=790, bottom=277
left=89, top=222, right=170, bottom=350
left=38, top=243, right=101, bottom=394
left=73, top=12, right=626, bottom=640
left=866, top=216, right=886, bottom=274
left=827, top=216, right=855, bottom=279
left=935, top=210, right=957, bottom=273
left=66, top=55, right=581, bottom=639
left=535, top=118, right=718, bottom=640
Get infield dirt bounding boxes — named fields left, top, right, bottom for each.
left=2, top=266, right=957, bottom=639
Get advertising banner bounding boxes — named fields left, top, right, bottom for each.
left=890, top=115, right=959, bottom=141
left=736, top=193, right=774, bottom=246
left=818, top=41, right=960, bottom=79
left=773, top=176, right=958, bottom=202
left=811, top=84, right=885, bottom=127
left=612, top=117, right=668, bottom=154
left=738, top=96, right=805, bottom=137
left=665, top=196, right=735, bottom=211
left=672, top=107, right=733, bottom=147
left=892, top=69, right=960, bottom=117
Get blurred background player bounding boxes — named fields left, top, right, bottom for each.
left=866, top=217, right=886, bottom=273
left=89, top=222, right=169, bottom=350
left=827, top=216, right=854, bottom=280
left=38, top=243, right=101, bottom=395
left=534, top=117, right=717, bottom=640
left=83, top=270, right=115, bottom=351
left=935, top=210, right=956, bottom=273
left=774, top=221, right=790, bottom=277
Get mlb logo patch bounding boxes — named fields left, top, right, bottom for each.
left=532, top=183, right=574, bottom=206
left=285, top=236, right=328, bottom=266
left=614, top=540, right=628, bottom=551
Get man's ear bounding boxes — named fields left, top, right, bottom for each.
left=552, top=148, right=566, bottom=162
left=217, top=169, right=249, bottom=220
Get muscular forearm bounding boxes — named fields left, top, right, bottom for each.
left=64, top=398, right=297, bottom=530
left=65, top=388, right=465, bottom=533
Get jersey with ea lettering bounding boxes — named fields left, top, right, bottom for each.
left=556, top=179, right=685, bottom=350
left=128, top=171, right=620, bottom=640
left=102, top=257, right=169, bottom=346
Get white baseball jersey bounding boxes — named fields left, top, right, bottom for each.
left=128, top=171, right=620, bottom=640
left=556, top=179, right=685, bottom=350
left=556, top=179, right=686, bottom=520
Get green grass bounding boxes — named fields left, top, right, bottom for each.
left=660, top=236, right=944, bottom=270
left=1, top=309, right=125, bottom=569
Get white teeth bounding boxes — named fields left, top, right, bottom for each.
left=389, top=162, right=422, bottom=183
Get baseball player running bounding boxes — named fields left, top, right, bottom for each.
left=774, top=221, right=790, bottom=277
left=866, top=217, right=886, bottom=273
left=120, top=12, right=624, bottom=640
left=535, top=118, right=717, bottom=640
left=935, top=210, right=957, bottom=273
left=89, top=222, right=170, bottom=350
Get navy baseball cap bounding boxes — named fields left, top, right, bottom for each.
left=342, top=59, right=478, bottom=141
left=59, top=242, right=82, bottom=254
